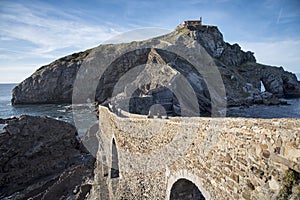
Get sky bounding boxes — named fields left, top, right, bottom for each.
left=0, top=0, right=300, bottom=83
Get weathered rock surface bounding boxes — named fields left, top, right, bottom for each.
left=12, top=50, right=91, bottom=104
left=0, top=115, right=95, bottom=200
left=188, top=25, right=256, bottom=66
left=11, top=23, right=300, bottom=115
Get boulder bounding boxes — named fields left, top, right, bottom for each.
left=0, top=115, right=95, bottom=199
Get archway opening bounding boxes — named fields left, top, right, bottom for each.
left=170, top=178, right=205, bottom=200
left=260, top=79, right=266, bottom=92
left=110, top=139, right=119, bottom=178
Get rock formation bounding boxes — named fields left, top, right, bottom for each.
left=12, top=50, right=91, bottom=104
left=11, top=23, right=300, bottom=116
left=0, top=115, right=94, bottom=199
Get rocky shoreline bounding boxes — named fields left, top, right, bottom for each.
left=0, top=115, right=96, bottom=200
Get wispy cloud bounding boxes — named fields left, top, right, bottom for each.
left=1, top=0, right=299, bottom=83
left=239, top=40, right=300, bottom=72
left=0, top=65, right=38, bottom=83
left=0, top=1, right=122, bottom=59
left=265, top=0, right=300, bottom=25
left=276, top=8, right=300, bottom=24
left=276, top=8, right=283, bottom=24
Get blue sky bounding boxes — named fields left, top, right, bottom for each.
left=0, top=0, right=300, bottom=83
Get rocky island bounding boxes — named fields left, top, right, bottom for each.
left=11, top=21, right=300, bottom=116
left=2, top=20, right=300, bottom=199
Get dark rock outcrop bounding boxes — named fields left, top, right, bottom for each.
left=189, top=25, right=256, bottom=66
left=11, top=23, right=300, bottom=115
left=0, top=115, right=95, bottom=199
left=12, top=50, right=91, bottom=104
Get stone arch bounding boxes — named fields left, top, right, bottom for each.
left=111, top=138, right=119, bottom=178
left=260, top=79, right=266, bottom=92
left=170, top=178, right=205, bottom=200
left=166, top=169, right=210, bottom=200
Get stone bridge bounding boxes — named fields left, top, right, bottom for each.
left=89, top=106, right=300, bottom=199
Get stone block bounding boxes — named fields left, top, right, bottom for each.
left=262, top=150, right=270, bottom=158
left=230, top=172, right=239, bottom=183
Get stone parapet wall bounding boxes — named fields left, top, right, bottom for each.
left=91, top=106, right=300, bottom=199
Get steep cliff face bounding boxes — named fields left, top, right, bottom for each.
left=12, top=50, right=91, bottom=104
left=11, top=23, right=300, bottom=114
left=187, top=25, right=256, bottom=66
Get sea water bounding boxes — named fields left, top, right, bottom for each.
left=0, top=84, right=73, bottom=123
left=1, top=82, right=300, bottom=123
left=0, top=84, right=101, bottom=136
left=226, top=98, right=300, bottom=118
left=227, top=73, right=300, bottom=118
